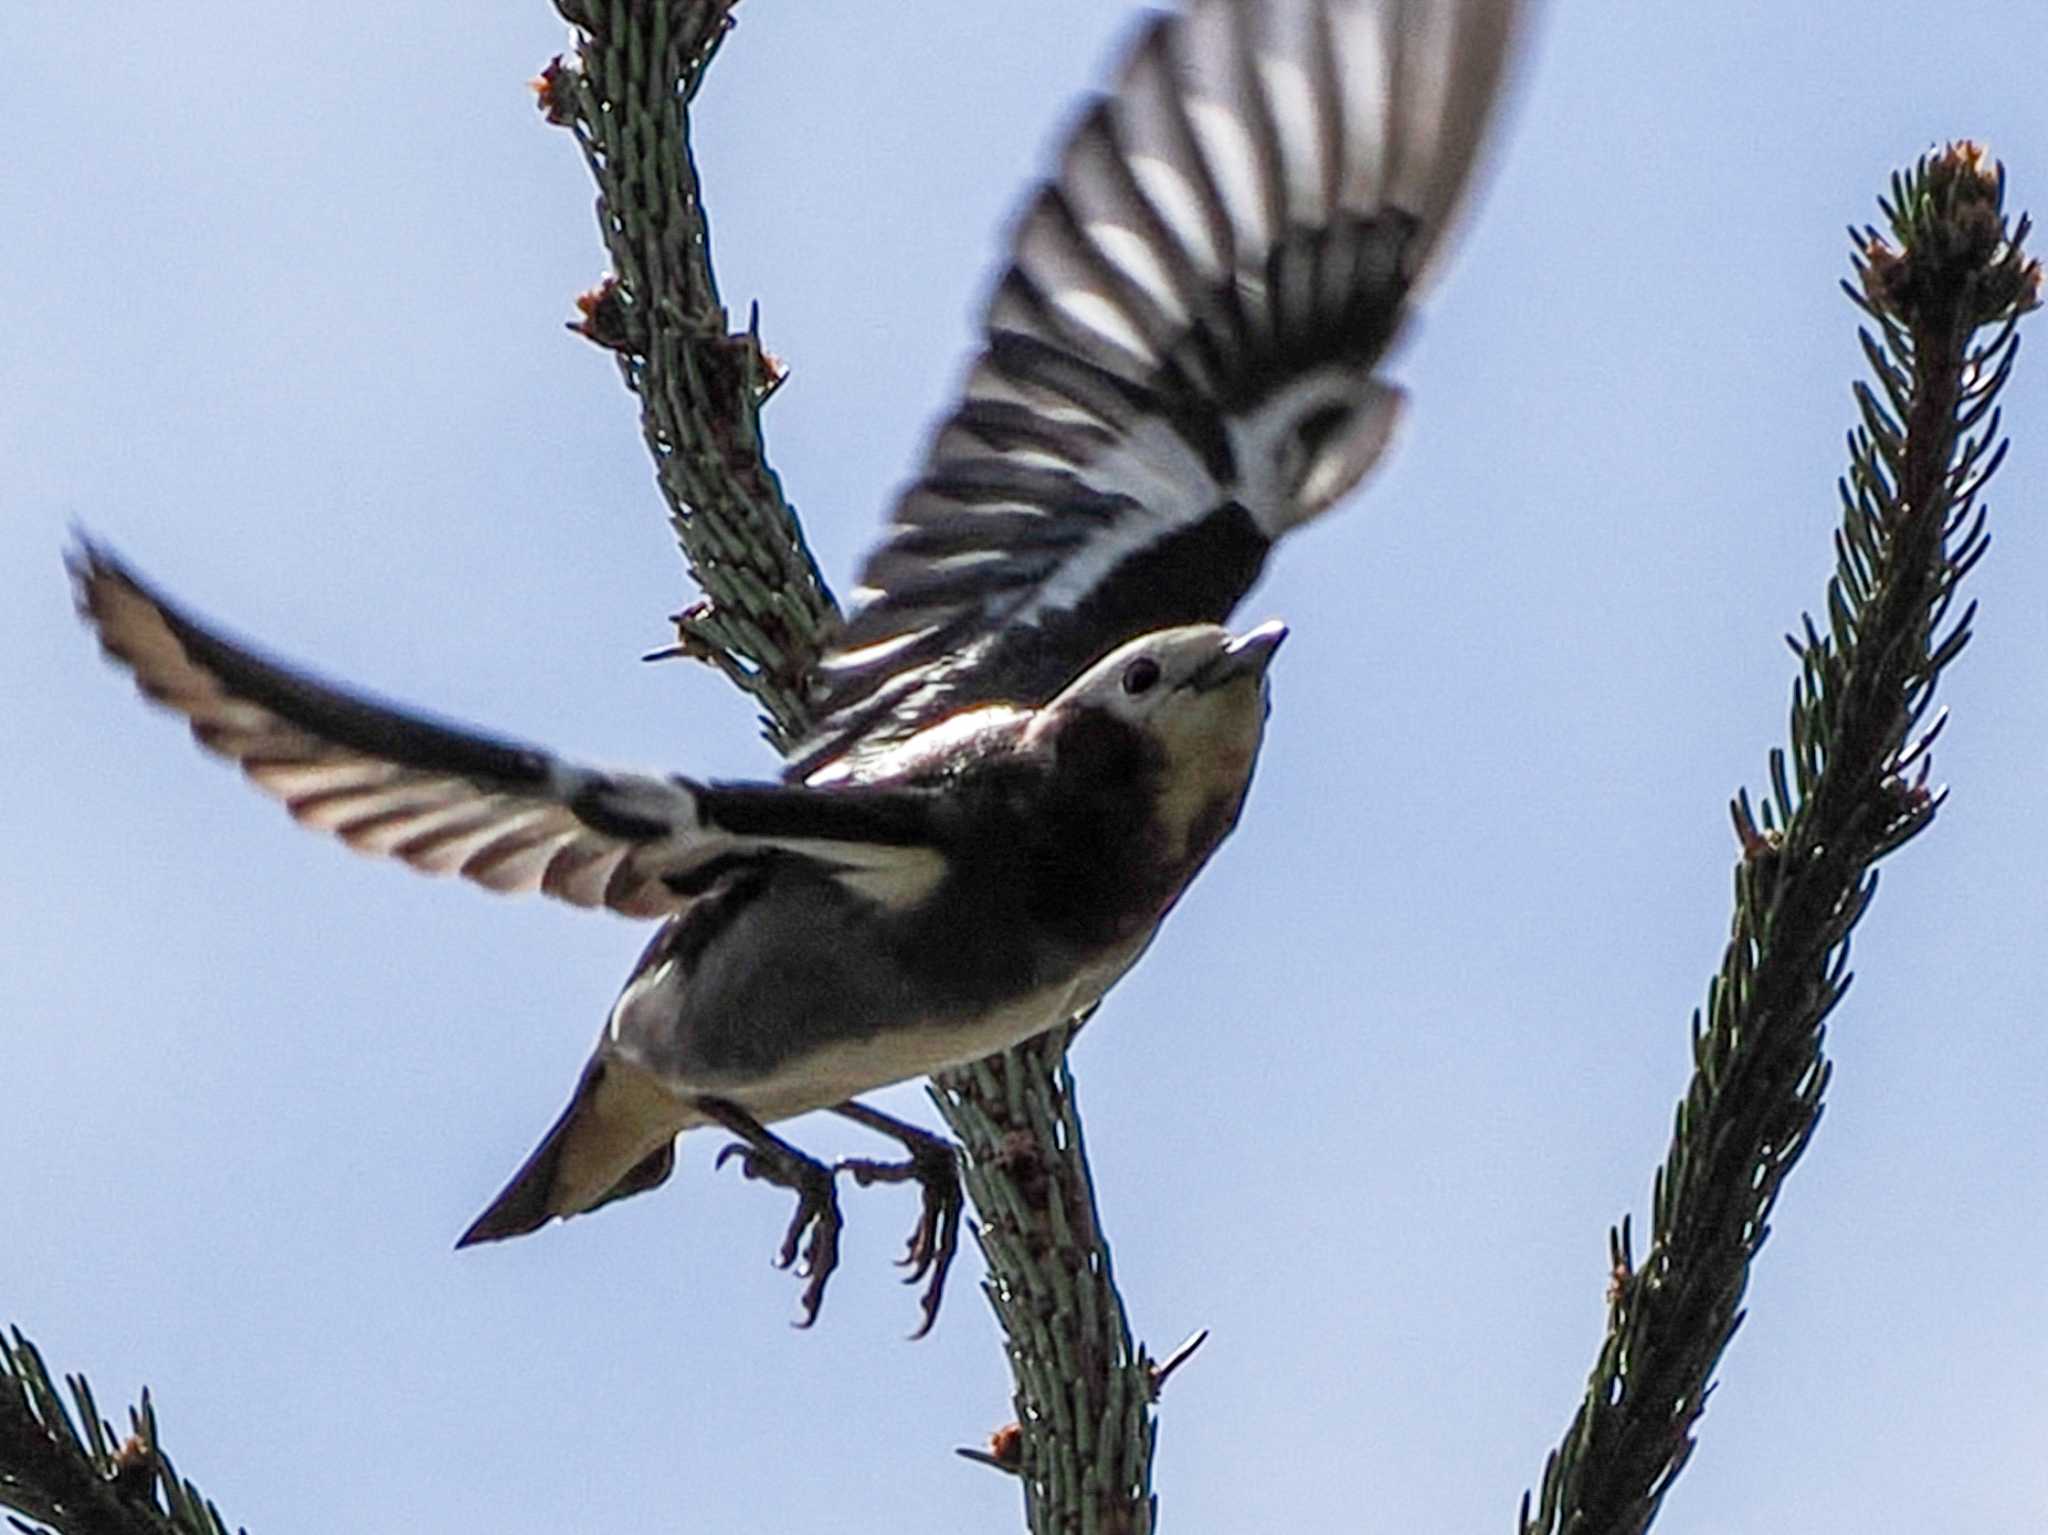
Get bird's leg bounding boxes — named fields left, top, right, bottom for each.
left=699, top=1096, right=843, bottom=1329
left=832, top=1100, right=964, bottom=1339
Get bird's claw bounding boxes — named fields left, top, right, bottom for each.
left=716, top=1137, right=845, bottom=1328
left=837, top=1132, right=963, bottom=1339
left=713, top=1139, right=758, bottom=1177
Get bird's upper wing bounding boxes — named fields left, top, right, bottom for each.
left=790, top=0, right=1519, bottom=781
left=73, top=544, right=949, bottom=918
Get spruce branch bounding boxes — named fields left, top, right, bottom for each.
left=930, top=1027, right=1162, bottom=1533
left=0, top=1328, right=236, bottom=1535
left=543, top=5, right=1160, bottom=1529
left=536, top=0, right=835, bottom=751
left=1519, top=144, right=2039, bottom=1535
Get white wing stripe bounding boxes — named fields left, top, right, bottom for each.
left=1053, top=288, right=1155, bottom=365
left=1331, top=0, right=1392, bottom=212
left=1086, top=224, right=1190, bottom=325
left=1257, top=52, right=1328, bottom=225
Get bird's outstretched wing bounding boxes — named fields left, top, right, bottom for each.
left=72, top=543, right=947, bottom=917
left=793, top=0, right=1518, bottom=781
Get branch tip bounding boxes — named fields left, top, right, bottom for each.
left=531, top=55, right=577, bottom=125
left=1521, top=146, right=2034, bottom=1535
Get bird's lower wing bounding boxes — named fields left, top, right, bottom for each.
left=72, top=542, right=947, bottom=918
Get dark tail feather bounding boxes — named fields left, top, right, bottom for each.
left=456, top=1060, right=679, bottom=1247
left=457, top=1106, right=577, bottom=1246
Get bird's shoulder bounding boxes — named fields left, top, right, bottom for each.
left=801, top=699, right=1033, bottom=788
left=870, top=695, right=1168, bottom=839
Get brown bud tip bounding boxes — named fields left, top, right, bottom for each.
left=1606, top=1258, right=1632, bottom=1310
left=108, top=1434, right=156, bottom=1500
left=987, top=1422, right=1023, bottom=1470
left=1860, top=235, right=1910, bottom=311
left=1928, top=139, right=1997, bottom=206
left=1871, top=142, right=2041, bottom=326
left=531, top=57, right=577, bottom=126
left=1729, top=800, right=1779, bottom=862
left=569, top=275, right=638, bottom=353
left=1884, top=776, right=1935, bottom=815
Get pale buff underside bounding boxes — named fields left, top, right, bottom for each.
left=544, top=936, right=1150, bottom=1219
left=1145, top=674, right=1266, bottom=865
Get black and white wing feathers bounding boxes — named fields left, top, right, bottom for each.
left=795, top=0, right=1517, bottom=780
left=72, top=543, right=947, bottom=917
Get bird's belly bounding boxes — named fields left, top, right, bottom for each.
left=681, top=935, right=1149, bottom=1127
left=725, top=990, right=1066, bottom=1124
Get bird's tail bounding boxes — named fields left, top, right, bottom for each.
left=457, top=1057, right=683, bottom=1246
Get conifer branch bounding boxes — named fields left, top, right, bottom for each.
left=1519, top=144, right=2038, bottom=1535
left=0, top=1328, right=236, bottom=1535
left=542, top=5, right=1159, bottom=1528
left=931, top=1027, right=1163, bottom=1533
left=535, top=0, right=835, bottom=752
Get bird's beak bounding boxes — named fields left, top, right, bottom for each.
left=1191, top=620, right=1288, bottom=690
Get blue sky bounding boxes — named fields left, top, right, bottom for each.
left=7, top=2, right=2046, bottom=1531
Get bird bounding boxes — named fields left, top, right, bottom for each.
left=71, top=0, right=1518, bottom=1331
left=73, top=549, right=1282, bottom=1328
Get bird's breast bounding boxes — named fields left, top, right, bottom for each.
left=715, top=947, right=1139, bottom=1124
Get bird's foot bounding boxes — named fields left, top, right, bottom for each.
left=700, top=1100, right=844, bottom=1328
left=833, top=1103, right=965, bottom=1339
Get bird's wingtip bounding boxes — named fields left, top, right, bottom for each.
left=62, top=527, right=127, bottom=580
left=63, top=535, right=155, bottom=632
left=63, top=530, right=107, bottom=599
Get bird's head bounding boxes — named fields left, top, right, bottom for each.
left=1042, top=621, right=1286, bottom=729
left=1029, top=621, right=1287, bottom=867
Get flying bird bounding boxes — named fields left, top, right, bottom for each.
left=72, top=0, right=1517, bottom=1331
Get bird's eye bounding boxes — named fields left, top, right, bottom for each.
left=1121, top=657, right=1162, bottom=696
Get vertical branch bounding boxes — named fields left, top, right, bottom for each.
left=542, top=5, right=1159, bottom=1529
left=539, top=0, right=834, bottom=749
left=934, top=1030, right=1162, bottom=1534
left=1519, top=145, right=2038, bottom=1535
